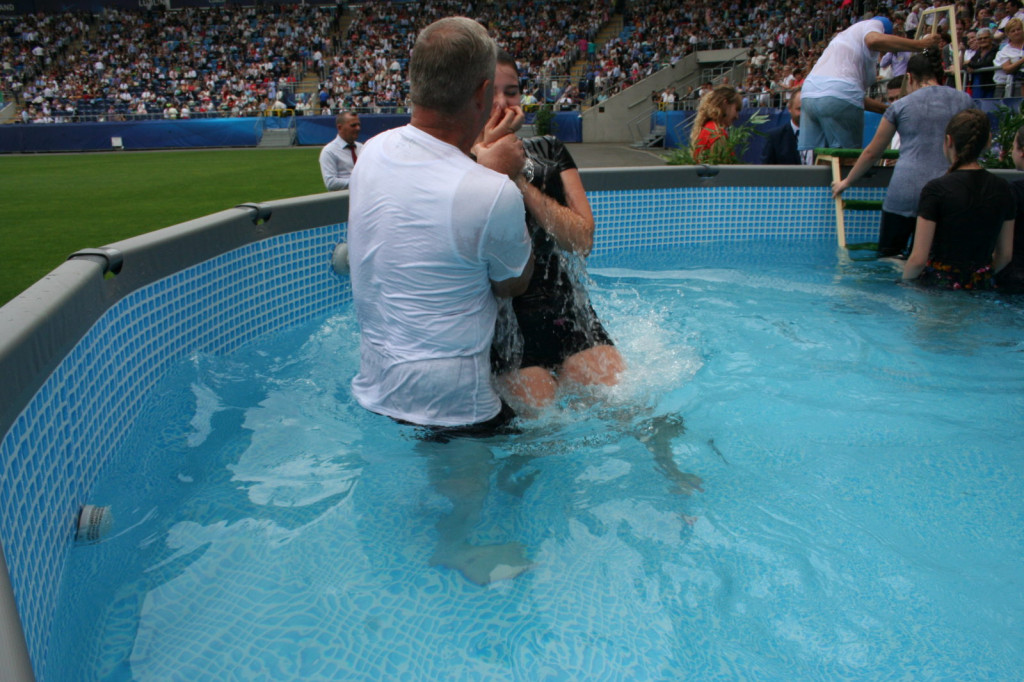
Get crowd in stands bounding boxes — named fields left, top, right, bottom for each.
left=313, top=0, right=611, bottom=114
left=3, top=0, right=1024, bottom=124
left=1, top=4, right=337, bottom=122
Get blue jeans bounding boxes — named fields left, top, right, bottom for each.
left=798, top=96, right=864, bottom=150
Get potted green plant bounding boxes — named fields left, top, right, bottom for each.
left=534, top=104, right=556, bottom=136
left=664, top=112, right=769, bottom=165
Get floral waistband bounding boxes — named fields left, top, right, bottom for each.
left=921, top=260, right=994, bottom=291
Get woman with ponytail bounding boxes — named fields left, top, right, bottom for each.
left=833, top=49, right=975, bottom=258
left=903, top=109, right=1014, bottom=289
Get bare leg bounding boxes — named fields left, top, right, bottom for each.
left=496, top=366, right=558, bottom=412
left=421, top=439, right=534, bottom=585
left=559, top=344, right=626, bottom=388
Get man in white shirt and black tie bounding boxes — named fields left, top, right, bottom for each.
left=320, top=111, right=363, bottom=191
left=761, top=90, right=813, bottom=165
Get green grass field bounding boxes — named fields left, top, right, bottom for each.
left=0, top=148, right=326, bottom=306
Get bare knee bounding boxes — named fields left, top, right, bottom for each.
left=497, top=366, right=558, bottom=410
left=560, top=345, right=625, bottom=387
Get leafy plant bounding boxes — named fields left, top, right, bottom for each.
left=982, top=102, right=1024, bottom=168
left=663, top=113, right=770, bottom=165
left=534, top=104, right=556, bottom=136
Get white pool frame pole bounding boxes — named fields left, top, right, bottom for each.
left=0, top=540, right=35, bottom=681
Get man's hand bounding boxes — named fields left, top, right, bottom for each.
left=921, top=32, right=942, bottom=50
left=473, top=133, right=526, bottom=179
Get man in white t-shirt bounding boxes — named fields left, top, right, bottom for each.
left=348, top=18, right=535, bottom=586
left=348, top=17, right=533, bottom=430
left=799, top=16, right=940, bottom=152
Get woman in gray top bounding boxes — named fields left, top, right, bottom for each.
left=832, top=50, right=975, bottom=258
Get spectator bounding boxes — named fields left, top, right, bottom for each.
left=1, top=0, right=969, bottom=127
left=963, top=29, right=978, bottom=64
left=761, top=89, right=807, bottom=165
left=319, top=111, right=362, bottom=191
left=886, top=75, right=905, bottom=104
left=907, top=3, right=923, bottom=34
left=880, top=35, right=913, bottom=78
left=799, top=15, right=939, bottom=152
left=994, top=17, right=1024, bottom=95
left=967, top=27, right=998, bottom=97
left=904, top=109, right=1014, bottom=288
left=690, top=85, right=741, bottom=162
left=660, top=86, right=677, bottom=109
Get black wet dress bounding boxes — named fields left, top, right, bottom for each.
left=492, top=136, right=614, bottom=373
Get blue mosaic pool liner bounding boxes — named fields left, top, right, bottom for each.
left=0, top=184, right=882, bottom=678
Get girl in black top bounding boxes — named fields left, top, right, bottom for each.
left=486, top=52, right=625, bottom=411
left=904, top=109, right=1015, bottom=289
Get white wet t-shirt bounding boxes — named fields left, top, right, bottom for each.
left=347, top=125, right=530, bottom=426
left=802, top=19, right=886, bottom=107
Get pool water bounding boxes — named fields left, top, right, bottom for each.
left=47, top=242, right=1024, bottom=680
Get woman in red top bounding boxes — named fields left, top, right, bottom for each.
left=690, top=85, right=742, bottom=162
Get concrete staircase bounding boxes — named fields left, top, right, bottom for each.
left=631, top=124, right=666, bottom=149
left=568, top=15, right=624, bottom=102
left=0, top=100, right=16, bottom=124
left=295, top=6, right=356, bottom=106
left=296, top=73, right=321, bottom=105
left=258, top=128, right=294, bottom=148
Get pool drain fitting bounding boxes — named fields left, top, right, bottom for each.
left=76, top=505, right=113, bottom=544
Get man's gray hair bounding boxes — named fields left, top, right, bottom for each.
left=409, top=17, right=497, bottom=115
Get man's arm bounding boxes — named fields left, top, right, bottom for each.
left=491, top=251, right=534, bottom=298
left=864, top=31, right=941, bottom=54
left=484, top=177, right=534, bottom=298
left=473, top=134, right=526, bottom=179
left=863, top=96, right=888, bottom=114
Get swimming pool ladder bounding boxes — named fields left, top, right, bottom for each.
left=815, top=147, right=900, bottom=249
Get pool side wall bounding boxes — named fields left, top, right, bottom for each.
left=0, top=165, right=885, bottom=681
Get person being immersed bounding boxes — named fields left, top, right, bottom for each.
left=483, top=51, right=625, bottom=413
